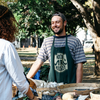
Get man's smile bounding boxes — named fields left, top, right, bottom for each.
left=53, top=27, right=59, bottom=32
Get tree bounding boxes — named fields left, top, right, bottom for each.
left=8, top=0, right=54, bottom=36
left=8, top=0, right=85, bottom=38
left=25, top=0, right=100, bottom=76
left=8, top=0, right=85, bottom=41
left=8, top=0, right=55, bottom=54
left=49, top=0, right=100, bottom=75
left=6, top=0, right=100, bottom=75
left=0, top=0, right=7, bottom=6
left=50, top=0, right=100, bottom=76
left=69, top=0, right=100, bottom=76
left=0, top=0, right=96, bottom=75
left=50, top=0, right=86, bottom=35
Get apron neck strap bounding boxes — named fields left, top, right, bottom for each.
left=53, top=34, right=67, bottom=46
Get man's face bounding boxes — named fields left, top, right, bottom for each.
left=51, top=16, right=64, bottom=35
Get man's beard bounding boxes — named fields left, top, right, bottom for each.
left=52, top=28, right=63, bottom=35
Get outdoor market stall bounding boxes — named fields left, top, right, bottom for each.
left=12, top=78, right=100, bottom=100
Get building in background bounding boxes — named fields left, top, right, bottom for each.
left=76, top=26, right=93, bottom=48
left=13, top=36, right=44, bottom=48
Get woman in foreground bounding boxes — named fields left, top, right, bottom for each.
left=0, top=5, right=38, bottom=100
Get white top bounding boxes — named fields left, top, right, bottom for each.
left=0, top=39, right=29, bottom=100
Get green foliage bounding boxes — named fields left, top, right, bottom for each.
left=23, top=67, right=29, bottom=75
left=8, top=0, right=89, bottom=38
left=51, top=0, right=88, bottom=35
left=18, top=52, right=36, bottom=57
left=40, top=65, right=50, bottom=81
left=23, top=65, right=50, bottom=81
left=8, top=0, right=54, bottom=39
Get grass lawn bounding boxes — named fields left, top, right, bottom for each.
left=17, top=47, right=100, bottom=83
left=17, top=47, right=37, bottom=57
left=18, top=52, right=36, bottom=57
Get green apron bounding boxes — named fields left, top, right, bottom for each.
left=48, top=35, right=76, bottom=83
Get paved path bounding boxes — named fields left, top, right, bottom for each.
left=20, top=54, right=95, bottom=61
left=18, top=47, right=95, bottom=61
left=20, top=56, right=36, bottom=61
left=86, top=54, right=95, bottom=60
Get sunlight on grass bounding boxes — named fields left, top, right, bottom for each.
left=18, top=53, right=36, bottom=57
left=85, top=52, right=94, bottom=55
left=84, top=48, right=93, bottom=55
left=83, top=61, right=95, bottom=67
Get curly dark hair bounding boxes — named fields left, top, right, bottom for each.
left=0, top=5, right=18, bottom=42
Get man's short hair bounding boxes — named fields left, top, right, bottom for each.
left=52, top=12, right=67, bottom=22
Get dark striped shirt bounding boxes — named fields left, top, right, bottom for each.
left=37, top=35, right=86, bottom=65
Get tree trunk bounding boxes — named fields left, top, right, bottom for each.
left=19, top=38, right=21, bottom=48
left=95, top=51, right=100, bottom=75
left=70, top=0, right=97, bottom=40
left=93, top=0, right=100, bottom=75
left=94, top=37, right=100, bottom=75
left=30, top=35, right=33, bottom=47
left=70, top=0, right=100, bottom=76
left=36, top=34, right=39, bottom=55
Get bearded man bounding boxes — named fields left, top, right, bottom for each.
left=27, top=12, right=86, bottom=84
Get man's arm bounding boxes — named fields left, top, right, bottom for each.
left=76, top=63, right=83, bottom=83
left=27, top=59, right=43, bottom=78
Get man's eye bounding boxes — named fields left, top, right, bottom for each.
left=57, top=21, right=60, bottom=23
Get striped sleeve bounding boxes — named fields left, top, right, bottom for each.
left=69, top=36, right=86, bottom=64
left=37, top=36, right=53, bottom=63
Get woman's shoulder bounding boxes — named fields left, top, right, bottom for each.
left=0, top=39, right=14, bottom=48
